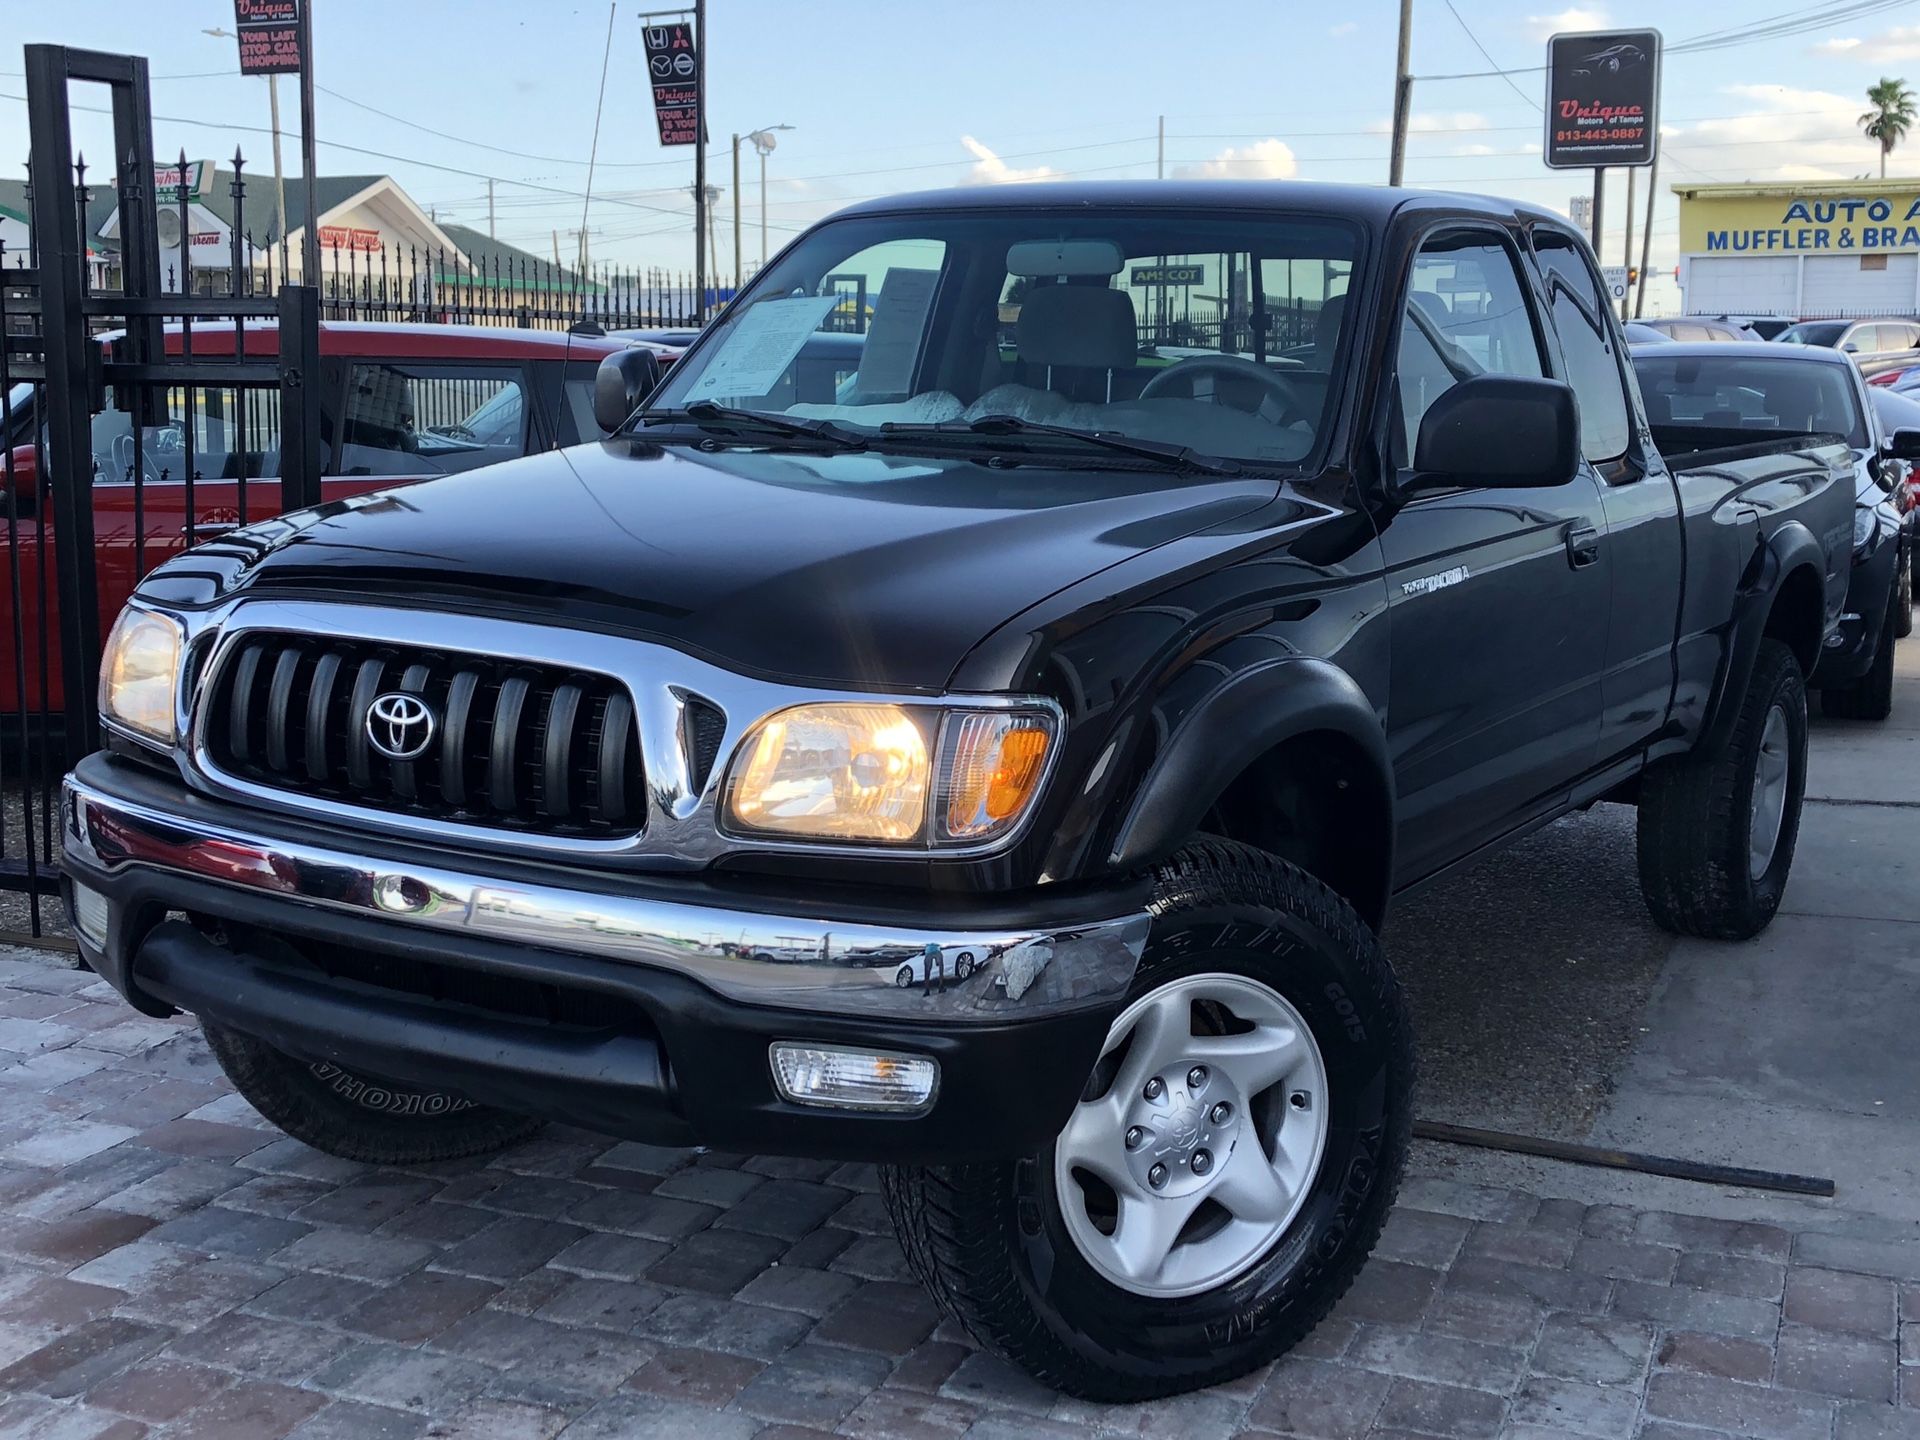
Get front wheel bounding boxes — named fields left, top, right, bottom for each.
left=882, top=839, right=1413, bottom=1401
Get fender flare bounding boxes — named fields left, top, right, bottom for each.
left=1701, top=518, right=1826, bottom=755
left=1107, top=656, right=1394, bottom=923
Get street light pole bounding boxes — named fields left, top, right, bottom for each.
left=731, top=132, right=742, bottom=292
left=204, top=27, right=287, bottom=273
left=296, top=0, right=319, bottom=285
left=1388, top=0, right=1414, bottom=186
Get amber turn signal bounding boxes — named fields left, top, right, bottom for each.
left=943, top=712, right=1053, bottom=841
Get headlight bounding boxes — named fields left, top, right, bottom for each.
left=1855, top=506, right=1882, bottom=554
left=98, top=605, right=184, bottom=745
left=724, top=701, right=1055, bottom=846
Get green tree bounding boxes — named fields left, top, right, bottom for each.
left=1859, top=77, right=1919, bottom=179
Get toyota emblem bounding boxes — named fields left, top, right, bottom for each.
left=364, top=692, right=437, bottom=762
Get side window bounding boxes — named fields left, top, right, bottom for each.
left=336, top=364, right=528, bottom=477
left=85, top=386, right=282, bottom=483
left=1396, top=230, right=1544, bottom=464
left=1856, top=325, right=1887, bottom=353
left=1532, top=229, right=1633, bottom=464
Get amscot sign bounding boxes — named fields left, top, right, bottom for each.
left=1544, top=28, right=1661, bottom=169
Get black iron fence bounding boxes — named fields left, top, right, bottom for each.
left=3, top=50, right=324, bottom=944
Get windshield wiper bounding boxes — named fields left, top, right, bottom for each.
left=877, top=414, right=1243, bottom=475
left=637, top=400, right=866, bottom=450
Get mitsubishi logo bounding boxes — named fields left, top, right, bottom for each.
left=364, top=692, right=437, bottom=762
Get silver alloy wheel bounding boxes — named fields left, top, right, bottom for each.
left=1749, top=702, right=1792, bottom=881
left=1052, top=971, right=1331, bottom=1299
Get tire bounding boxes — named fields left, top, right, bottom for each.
left=1822, top=580, right=1899, bottom=722
left=201, top=1022, right=542, bottom=1165
left=1895, top=546, right=1913, bottom=640
left=1637, top=638, right=1808, bottom=940
left=881, top=838, right=1413, bottom=1402
left=895, top=964, right=916, bottom=988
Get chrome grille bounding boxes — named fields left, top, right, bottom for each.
left=204, top=633, right=645, bottom=836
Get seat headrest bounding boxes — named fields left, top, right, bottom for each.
left=1017, top=285, right=1138, bottom=370
left=1315, top=293, right=1347, bottom=353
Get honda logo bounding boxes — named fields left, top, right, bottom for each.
left=364, top=692, right=437, bottom=762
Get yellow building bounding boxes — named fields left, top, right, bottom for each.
left=1673, top=177, right=1920, bottom=319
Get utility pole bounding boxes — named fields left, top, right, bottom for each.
left=267, top=73, right=287, bottom=264
left=1635, top=141, right=1660, bottom=317
left=1388, top=0, right=1414, bottom=186
left=296, top=0, right=319, bottom=284
left=1590, top=167, right=1605, bottom=252
left=487, top=177, right=495, bottom=240
left=758, top=144, right=768, bottom=268
left=1620, top=167, right=1635, bottom=321
left=731, top=133, right=742, bottom=290
left=1157, top=115, right=1165, bottom=179
left=692, top=0, right=706, bottom=320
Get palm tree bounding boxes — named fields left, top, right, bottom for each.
left=1860, top=77, right=1918, bottom=179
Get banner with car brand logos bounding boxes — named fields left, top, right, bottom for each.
left=1544, top=29, right=1660, bottom=169
left=642, top=20, right=700, bottom=147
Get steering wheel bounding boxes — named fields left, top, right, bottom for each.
left=110, top=432, right=165, bottom=485
left=1139, top=354, right=1307, bottom=426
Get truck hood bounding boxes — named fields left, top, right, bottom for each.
left=175, top=440, right=1282, bottom=690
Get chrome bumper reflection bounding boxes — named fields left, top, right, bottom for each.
left=62, top=774, right=1148, bottom=1021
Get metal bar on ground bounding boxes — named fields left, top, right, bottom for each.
left=1412, top=1119, right=1837, bottom=1198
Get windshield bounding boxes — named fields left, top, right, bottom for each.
left=1777, top=321, right=1846, bottom=347
left=650, top=208, right=1363, bottom=468
left=1633, top=353, right=1867, bottom=447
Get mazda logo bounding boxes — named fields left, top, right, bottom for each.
left=364, top=692, right=437, bottom=762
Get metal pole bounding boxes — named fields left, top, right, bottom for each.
left=732, top=133, right=742, bottom=289
left=1620, top=167, right=1635, bottom=321
left=1590, top=166, right=1605, bottom=250
left=296, top=0, right=319, bottom=284
left=1635, top=144, right=1660, bottom=318
left=693, top=0, right=706, bottom=320
left=1157, top=115, right=1164, bottom=179
left=487, top=176, right=495, bottom=240
left=759, top=147, right=767, bottom=268
left=267, top=73, right=286, bottom=260
left=1388, top=0, right=1414, bottom=186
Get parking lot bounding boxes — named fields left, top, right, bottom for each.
left=0, top=649, right=1910, bottom=1440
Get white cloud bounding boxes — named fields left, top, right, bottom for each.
left=1174, top=138, right=1300, bottom=180
left=1330, top=21, right=1357, bottom=36
left=1663, top=84, right=1884, bottom=183
left=1814, top=25, right=1920, bottom=63
left=1525, top=7, right=1610, bottom=43
left=959, top=136, right=1057, bottom=185
left=1367, top=110, right=1491, bottom=136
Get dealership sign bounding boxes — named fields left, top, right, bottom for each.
left=232, top=0, right=303, bottom=76
left=1544, top=29, right=1660, bottom=169
left=642, top=21, right=700, bottom=147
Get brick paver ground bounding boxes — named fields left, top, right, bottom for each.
left=1, top=953, right=1918, bottom=1440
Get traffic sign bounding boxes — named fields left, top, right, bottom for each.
left=1600, top=265, right=1629, bottom=301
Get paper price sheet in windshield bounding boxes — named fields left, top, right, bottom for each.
left=683, top=296, right=841, bottom=403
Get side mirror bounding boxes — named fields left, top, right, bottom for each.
left=594, top=349, right=664, bottom=435
left=1843, top=341, right=1862, bottom=354
left=1889, top=427, right=1920, bottom=461
left=3, top=443, right=37, bottom=500
left=1410, top=376, right=1579, bottom=491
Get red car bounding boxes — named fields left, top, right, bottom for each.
left=3, top=322, right=676, bottom=720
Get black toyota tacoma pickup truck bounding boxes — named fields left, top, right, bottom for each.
left=63, top=181, right=1852, bottom=1401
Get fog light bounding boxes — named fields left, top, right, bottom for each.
left=769, top=1043, right=939, bottom=1112
left=70, top=882, right=110, bottom=946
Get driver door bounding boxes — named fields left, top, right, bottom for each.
left=1375, top=226, right=1610, bottom=883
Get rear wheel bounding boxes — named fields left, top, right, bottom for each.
left=1894, top=545, right=1913, bottom=639
left=882, top=838, right=1413, bottom=1401
left=1638, top=638, right=1808, bottom=939
left=202, top=1023, right=542, bottom=1165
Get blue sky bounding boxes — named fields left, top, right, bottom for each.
left=4, top=0, right=1920, bottom=309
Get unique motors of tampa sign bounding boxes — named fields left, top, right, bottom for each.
left=1544, top=28, right=1661, bottom=169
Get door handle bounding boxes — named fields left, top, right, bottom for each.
left=1566, top=524, right=1602, bottom=569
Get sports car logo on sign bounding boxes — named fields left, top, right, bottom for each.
left=365, top=692, right=437, bottom=762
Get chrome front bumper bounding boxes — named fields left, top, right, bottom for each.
left=62, top=766, right=1150, bottom=1023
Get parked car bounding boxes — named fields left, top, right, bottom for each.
left=1870, top=385, right=1920, bottom=629
left=611, top=326, right=705, bottom=348
left=1776, top=316, right=1920, bottom=384
left=2, top=321, right=674, bottom=721
left=64, top=180, right=1852, bottom=1402
left=1740, top=316, right=1795, bottom=341
left=1623, top=321, right=1671, bottom=344
left=1633, top=341, right=1913, bottom=719
left=1633, top=317, right=1757, bottom=343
